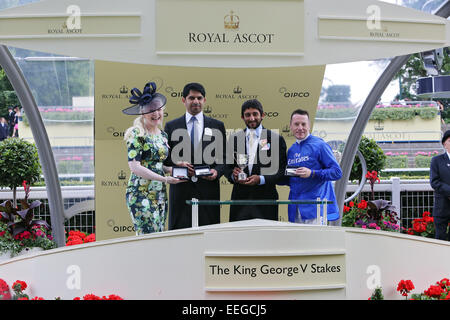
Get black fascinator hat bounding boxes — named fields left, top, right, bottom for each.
left=122, top=82, right=167, bottom=115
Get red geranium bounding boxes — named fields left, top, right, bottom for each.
left=357, top=200, right=368, bottom=210
left=66, top=230, right=96, bottom=246
left=12, top=280, right=27, bottom=291
left=82, top=293, right=101, bottom=300
left=84, top=233, right=96, bottom=243
left=424, top=284, right=444, bottom=298
left=102, top=294, right=124, bottom=300
left=405, top=211, right=436, bottom=238
left=438, top=278, right=450, bottom=289
left=397, top=279, right=415, bottom=298
left=0, top=279, right=11, bottom=300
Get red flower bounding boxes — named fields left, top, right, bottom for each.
left=438, top=278, right=450, bottom=289
left=31, top=296, right=45, bottom=300
left=0, top=231, right=6, bottom=237
left=102, top=294, right=123, bottom=300
left=365, top=170, right=380, bottom=183
left=83, top=294, right=101, bottom=300
left=66, top=237, right=84, bottom=246
left=412, top=220, right=427, bottom=233
left=69, top=230, right=86, bottom=239
left=357, top=200, right=368, bottom=210
left=0, top=279, right=11, bottom=300
left=17, top=297, right=29, bottom=300
left=397, top=279, right=414, bottom=297
left=343, top=206, right=350, bottom=213
left=424, top=284, right=444, bottom=298
left=84, top=234, right=96, bottom=243
left=349, top=201, right=354, bottom=207
left=12, top=280, right=27, bottom=291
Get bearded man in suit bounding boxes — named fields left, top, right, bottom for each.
left=224, top=99, right=287, bottom=222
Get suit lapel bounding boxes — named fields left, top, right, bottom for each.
left=442, top=153, right=450, bottom=171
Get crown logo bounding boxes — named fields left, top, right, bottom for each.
left=233, top=86, right=242, bottom=94
left=118, top=170, right=127, bottom=180
left=204, top=105, right=212, bottom=114
left=120, top=85, right=128, bottom=94
left=282, top=125, right=290, bottom=133
left=224, top=11, right=239, bottom=30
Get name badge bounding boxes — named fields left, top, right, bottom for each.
left=204, top=127, right=213, bottom=136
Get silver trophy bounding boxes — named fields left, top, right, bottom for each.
left=235, top=153, right=249, bottom=181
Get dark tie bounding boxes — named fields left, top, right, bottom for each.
left=190, top=117, right=197, bottom=148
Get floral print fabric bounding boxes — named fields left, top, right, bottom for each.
left=125, top=128, right=169, bottom=235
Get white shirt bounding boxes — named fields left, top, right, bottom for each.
left=246, top=124, right=265, bottom=185
left=185, top=111, right=204, bottom=145
left=296, top=133, right=310, bottom=144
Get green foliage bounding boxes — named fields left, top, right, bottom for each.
left=414, top=155, right=432, bottom=168
left=394, top=53, right=427, bottom=100
left=380, top=172, right=429, bottom=180
left=0, top=138, right=41, bottom=192
left=370, top=287, right=384, bottom=300
left=0, top=67, right=19, bottom=117
left=323, top=85, right=351, bottom=102
left=13, top=49, right=94, bottom=106
left=21, top=110, right=93, bottom=126
left=350, top=136, right=386, bottom=182
left=57, top=160, right=83, bottom=174
left=385, top=155, right=408, bottom=168
left=370, top=107, right=438, bottom=121
left=315, top=107, right=358, bottom=119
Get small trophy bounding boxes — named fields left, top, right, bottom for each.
left=235, top=153, right=249, bottom=181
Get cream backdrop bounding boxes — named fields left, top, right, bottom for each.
left=95, top=60, right=325, bottom=240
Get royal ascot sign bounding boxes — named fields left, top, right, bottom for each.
left=0, top=13, right=140, bottom=39
left=205, top=252, right=346, bottom=290
left=156, top=0, right=304, bottom=56
left=0, top=0, right=448, bottom=66
left=318, top=16, right=446, bottom=44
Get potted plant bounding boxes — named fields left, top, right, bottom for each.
left=0, top=138, right=41, bottom=207
left=342, top=199, right=400, bottom=232
left=0, top=181, right=56, bottom=259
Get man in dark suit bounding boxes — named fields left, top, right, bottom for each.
left=164, top=82, right=226, bottom=230
left=430, top=129, right=450, bottom=241
left=224, top=99, right=287, bottom=222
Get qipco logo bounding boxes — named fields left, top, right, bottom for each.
left=279, top=87, right=310, bottom=98
left=263, top=111, right=279, bottom=117
left=165, top=86, right=183, bottom=98
left=107, top=219, right=135, bottom=233
left=107, top=127, right=124, bottom=138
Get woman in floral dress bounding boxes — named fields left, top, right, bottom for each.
left=123, top=82, right=184, bottom=235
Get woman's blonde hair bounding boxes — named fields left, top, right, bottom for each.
left=124, top=114, right=164, bottom=141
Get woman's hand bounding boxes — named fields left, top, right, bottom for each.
left=165, top=176, right=186, bottom=184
